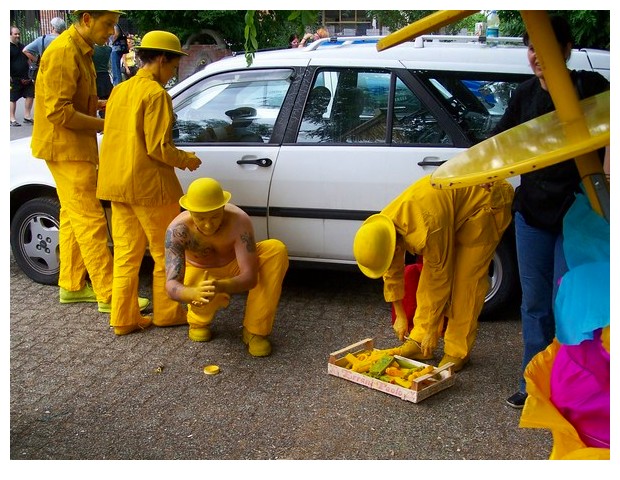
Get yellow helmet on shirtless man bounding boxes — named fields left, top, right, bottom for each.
left=179, top=178, right=231, bottom=212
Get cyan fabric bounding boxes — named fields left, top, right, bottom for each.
left=561, top=192, right=609, bottom=269
left=554, top=193, right=610, bottom=344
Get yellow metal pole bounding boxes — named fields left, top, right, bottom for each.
left=520, top=11, right=608, bottom=220
left=376, top=10, right=477, bottom=51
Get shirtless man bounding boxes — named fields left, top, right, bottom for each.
left=165, top=178, right=289, bottom=356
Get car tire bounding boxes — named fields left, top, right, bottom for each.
left=481, top=237, right=520, bottom=318
left=10, top=197, right=61, bottom=285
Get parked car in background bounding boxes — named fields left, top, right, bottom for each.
left=10, top=35, right=610, bottom=316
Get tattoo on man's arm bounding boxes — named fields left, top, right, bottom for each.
left=165, top=226, right=189, bottom=282
left=240, top=231, right=257, bottom=253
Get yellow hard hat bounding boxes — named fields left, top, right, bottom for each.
left=353, top=214, right=396, bottom=279
left=180, top=178, right=231, bottom=213
left=135, top=30, right=187, bottom=56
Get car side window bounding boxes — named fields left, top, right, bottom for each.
left=420, top=72, right=524, bottom=143
left=391, top=77, right=450, bottom=145
left=297, top=69, right=451, bottom=146
left=297, top=69, right=391, bottom=144
left=172, top=69, right=293, bottom=144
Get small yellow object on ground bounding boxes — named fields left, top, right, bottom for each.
left=203, top=365, right=220, bottom=375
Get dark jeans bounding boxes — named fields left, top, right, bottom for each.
left=514, top=211, right=566, bottom=393
left=110, top=49, right=123, bottom=86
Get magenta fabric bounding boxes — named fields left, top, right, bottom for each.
left=550, top=328, right=610, bottom=449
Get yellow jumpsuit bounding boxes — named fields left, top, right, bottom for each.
left=183, top=239, right=289, bottom=336
left=381, top=176, right=514, bottom=359
left=97, top=69, right=199, bottom=328
left=30, top=25, right=113, bottom=302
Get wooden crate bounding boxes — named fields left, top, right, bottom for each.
left=327, top=338, right=455, bottom=403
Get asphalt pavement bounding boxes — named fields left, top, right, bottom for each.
left=9, top=238, right=569, bottom=471
left=10, top=108, right=33, bottom=141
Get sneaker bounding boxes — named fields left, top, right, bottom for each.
left=506, top=391, right=528, bottom=409
left=60, top=284, right=97, bottom=304
left=23, top=117, right=34, bottom=124
left=98, top=297, right=150, bottom=313
left=242, top=327, right=271, bottom=357
left=10, top=120, right=21, bottom=127
left=113, top=316, right=152, bottom=336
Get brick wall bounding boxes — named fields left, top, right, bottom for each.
left=178, top=44, right=233, bottom=82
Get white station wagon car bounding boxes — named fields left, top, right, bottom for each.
left=9, top=35, right=610, bottom=316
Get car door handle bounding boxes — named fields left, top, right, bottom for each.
left=418, top=157, right=446, bottom=167
left=237, top=158, right=273, bottom=167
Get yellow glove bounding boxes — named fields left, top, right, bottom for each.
left=420, top=331, right=438, bottom=357
left=391, top=300, right=409, bottom=341
left=393, top=316, right=409, bottom=341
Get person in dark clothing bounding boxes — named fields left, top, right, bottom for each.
left=93, top=44, right=113, bottom=118
left=494, top=16, right=610, bottom=409
left=10, top=26, right=34, bottom=126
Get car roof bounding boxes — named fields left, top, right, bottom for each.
left=172, top=35, right=609, bottom=93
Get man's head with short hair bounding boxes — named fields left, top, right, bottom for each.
left=10, top=26, right=20, bottom=43
left=50, top=17, right=66, bottom=34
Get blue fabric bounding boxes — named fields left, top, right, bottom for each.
left=555, top=262, right=610, bottom=345
left=554, top=193, right=610, bottom=345
left=110, top=49, right=123, bottom=86
left=514, top=211, right=563, bottom=393
left=562, top=193, right=610, bottom=269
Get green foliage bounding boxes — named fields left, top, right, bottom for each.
left=125, top=10, right=247, bottom=49
left=121, top=10, right=608, bottom=68
left=493, top=10, right=609, bottom=49
left=365, top=10, right=608, bottom=48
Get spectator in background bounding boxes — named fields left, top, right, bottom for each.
left=109, top=24, right=124, bottom=85
left=288, top=33, right=299, bottom=48
left=30, top=10, right=149, bottom=316
left=22, top=16, right=66, bottom=78
left=121, top=36, right=138, bottom=80
left=298, top=26, right=329, bottom=47
left=93, top=43, right=113, bottom=118
left=10, top=26, right=34, bottom=126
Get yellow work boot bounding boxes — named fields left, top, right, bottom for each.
left=388, top=339, right=433, bottom=361
left=242, top=327, right=271, bottom=357
left=188, top=325, right=212, bottom=342
left=113, top=316, right=152, bottom=336
left=439, top=354, right=469, bottom=372
left=99, top=297, right=150, bottom=313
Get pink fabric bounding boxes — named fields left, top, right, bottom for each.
left=550, top=328, right=610, bottom=449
